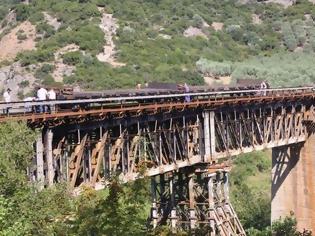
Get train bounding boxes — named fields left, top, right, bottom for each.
left=0, top=79, right=277, bottom=116
left=55, top=79, right=267, bottom=101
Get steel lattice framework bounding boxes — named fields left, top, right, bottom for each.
left=2, top=87, right=314, bottom=234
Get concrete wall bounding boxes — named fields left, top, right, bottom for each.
left=272, top=135, right=315, bottom=231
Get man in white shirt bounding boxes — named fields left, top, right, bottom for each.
left=48, top=88, right=56, bottom=100
left=47, top=88, right=56, bottom=113
left=37, top=87, right=48, bottom=113
left=3, top=88, right=11, bottom=114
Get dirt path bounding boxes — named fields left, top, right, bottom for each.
left=96, top=7, right=125, bottom=67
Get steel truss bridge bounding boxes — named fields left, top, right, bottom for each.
left=1, top=87, right=315, bottom=234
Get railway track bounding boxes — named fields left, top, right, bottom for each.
left=0, top=87, right=313, bottom=125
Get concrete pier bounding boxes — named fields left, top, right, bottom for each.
left=272, top=135, right=315, bottom=231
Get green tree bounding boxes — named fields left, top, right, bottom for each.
left=72, top=178, right=150, bottom=235
left=0, top=122, right=36, bottom=197
left=15, top=4, right=30, bottom=21
left=272, top=215, right=312, bottom=236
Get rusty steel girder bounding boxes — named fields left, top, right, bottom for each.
left=30, top=101, right=314, bottom=189
left=149, top=167, right=245, bottom=235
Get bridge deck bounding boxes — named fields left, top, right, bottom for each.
left=0, top=87, right=313, bottom=125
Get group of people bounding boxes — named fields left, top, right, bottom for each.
left=2, top=87, right=57, bottom=114
left=35, top=87, right=56, bottom=113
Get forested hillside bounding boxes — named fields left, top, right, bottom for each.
left=1, top=0, right=315, bottom=96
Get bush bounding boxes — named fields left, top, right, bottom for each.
left=0, top=7, right=7, bottom=22
left=15, top=4, right=30, bottom=21
left=17, top=34, right=27, bottom=41
left=282, top=22, right=298, bottom=51
left=53, top=24, right=105, bottom=54
left=36, top=23, right=55, bottom=38
left=291, top=19, right=306, bottom=46
left=196, top=58, right=233, bottom=77
left=192, top=14, right=204, bottom=28
left=42, top=74, right=59, bottom=86
left=62, top=51, right=83, bottom=65
left=18, top=49, right=54, bottom=66
left=39, top=64, right=54, bottom=73
left=226, top=25, right=244, bottom=42
left=18, top=80, right=30, bottom=88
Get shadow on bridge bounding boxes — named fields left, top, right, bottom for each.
left=271, top=144, right=302, bottom=201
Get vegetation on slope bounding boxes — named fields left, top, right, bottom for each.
left=197, top=52, right=315, bottom=87
left=2, top=0, right=315, bottom=89
left=230, top=151, right=271, bottom=233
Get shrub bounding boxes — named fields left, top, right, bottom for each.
left=226, top=25, right=244, bottom=42
left=196, top=58, right=233, bottom=77
left=36, top=23, right=55, bottom=38
left=192, top=14, right=204, bottom=28
left=29, top=11, right=44, bottom=23
left=69, top=24, right=105, bottom=54
left=18, top=49, right=54, bottom=66
left=291, top=19, right=306, bottom=46
left=0, top=7, right=7, bottom=22
left=15, top=4, right=30, bottom=21
left=62, top=51, right=83, bottom=65
left=272, top=21, right=283, bottom=31
left=282, top=22, right=297, bottom=51
left=19, top=80, right=29, bottom=88
left=17, top=34, right=27, bottom=41
left=39, top=64, right=54, bottom=73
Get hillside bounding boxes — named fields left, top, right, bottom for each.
left=1, top=0, right=315, bottom=99
left=0, top=1, right=313, bottom=234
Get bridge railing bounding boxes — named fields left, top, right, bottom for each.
left=0, top=86, right=313, bottom=122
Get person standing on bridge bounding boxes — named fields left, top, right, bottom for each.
left=184, top=83, right=191, bottom=102
left=3, top=88, right=11, bottom=115
left=260, top=80, right=267, bottom=96
left=37, top=87, right=48, bottom=113
left=47, top=88, right=56, bottom=113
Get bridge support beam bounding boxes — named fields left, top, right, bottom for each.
left=36, top=133, right=44, bottom=190
left=45, top=129, right=54, bottom=186
left=150, top=167, right=245, bottom=235
left=271, top=135, right=315, bottom=231
left=203, top=111, right=216, bottom=162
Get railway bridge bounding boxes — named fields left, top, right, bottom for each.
left=1, top=87, right=315, bottom=234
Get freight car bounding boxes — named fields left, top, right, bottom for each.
left=0, top=79, right=275, bottom=116
left=55, top=80, right=266, bottom=101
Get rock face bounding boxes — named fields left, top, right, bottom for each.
left=183, top=26, right=207, bottom=38
left=43, top=12, right=61, bottom=31
left=265, top=0, right=296, bottom=7
left=0, top=62, right=36, bottom=102
left=211, top=22, right=224, bottom=31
